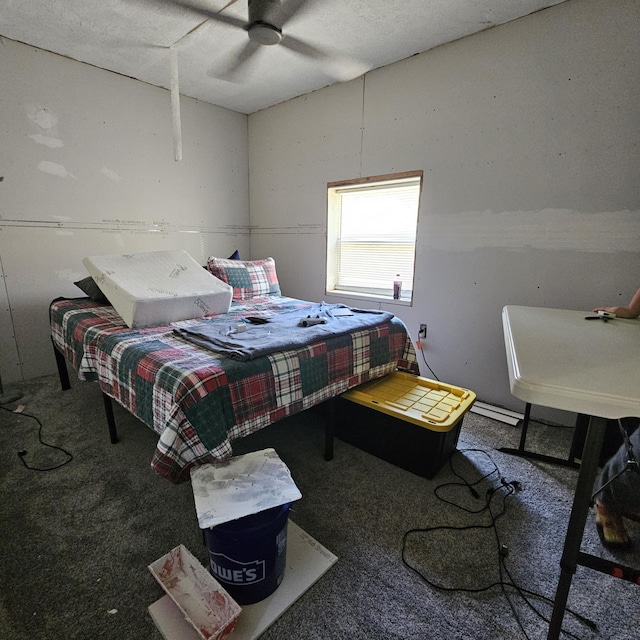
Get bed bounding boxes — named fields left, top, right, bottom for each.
left=50, top=255, right=417, bottom=483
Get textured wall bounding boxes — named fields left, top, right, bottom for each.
left=248, top=0, right=640, bottom=417
left=0, top=39, right=249, bottom=382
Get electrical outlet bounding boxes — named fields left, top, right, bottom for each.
left=419, top=323, right=427, bottom=339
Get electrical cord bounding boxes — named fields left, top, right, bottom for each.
left=418, top=343, right=439, bottom=381
left=526, top=417, right=575, bottom=430
left=1, top=403, right=73, bottom=471
left=401, top=448, right=597, bottom=640
left=434, top=447, right=500, bottom=509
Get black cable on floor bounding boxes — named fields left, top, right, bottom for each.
left=1, top=403, right=73, bottom=471
left=434, top=447, right=500, bottom=509
left=401, top=448, right=597, bottom=640
left=527, top=417, right=575, bottom=430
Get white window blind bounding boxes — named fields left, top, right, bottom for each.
left=328, top=176, right=420, bottom=299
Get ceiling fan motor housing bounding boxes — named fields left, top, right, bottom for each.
left=248, top=0, right=283, bottom=45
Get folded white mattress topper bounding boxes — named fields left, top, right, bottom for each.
left=82, top=249, right=232, bottom=328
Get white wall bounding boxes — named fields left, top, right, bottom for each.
left=248, top=0, right=640, bottom=418
left=3, top=0, right=639, bottom=424
left=0, top=38, right=249, bottom=384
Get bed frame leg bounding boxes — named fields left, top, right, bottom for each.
left=324, top=397, right=335, bottom=461
left=102, top=392, right=119, bottom=444
left=51, top=340, right=71, bottom=391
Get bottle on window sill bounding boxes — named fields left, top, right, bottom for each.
left=393, top=275, right=402, bottom=300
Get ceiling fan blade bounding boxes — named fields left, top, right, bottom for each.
left=279, top=34, right=328, bottom=61
left=217, top=0, right=242, bottom=13
left=171, top=0, right=246, bottom=29
left=281, top=34, right=368, bottom=83
left=170, top=16, right=211, bottom=48
left=208, top=40, right=262, bottom=82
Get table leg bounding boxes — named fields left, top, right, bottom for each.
left=518, top=402, right=532, bottom=451
left=568, top=413, right=590, bottom=462
left=499, top=403, right=580, bottom=468
left=547, top=415, right=607, bottom=639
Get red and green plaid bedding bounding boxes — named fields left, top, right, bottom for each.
left=50, top=296, right=418, bottom=483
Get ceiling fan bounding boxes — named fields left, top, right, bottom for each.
left=216, top=0, right=303, bottom=46
left=173, top=0, right=346, bottom=81
left=162, top=0, right=363, bottom=160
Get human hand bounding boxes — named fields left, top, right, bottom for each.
left=593, top=288, right=640, bottom=320
left=593, top=305, right=635, bottom=319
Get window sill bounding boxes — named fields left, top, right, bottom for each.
left=325, top=289, right=413, bottom=307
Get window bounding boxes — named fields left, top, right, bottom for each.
left=326, top=171, right=422, bottom=302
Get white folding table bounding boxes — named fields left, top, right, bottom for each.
left=502, top=305, right=640, bottom=640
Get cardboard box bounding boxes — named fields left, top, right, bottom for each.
left=336, top=372, right=476, bottom=478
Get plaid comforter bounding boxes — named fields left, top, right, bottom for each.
left=50, top=296, right=418, bottom=483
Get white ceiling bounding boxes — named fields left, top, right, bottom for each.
left=1, top=0, right=566, bottom=114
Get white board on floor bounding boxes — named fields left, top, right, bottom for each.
left=148, top=520, right=337, bottom=640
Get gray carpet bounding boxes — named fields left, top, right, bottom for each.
left=1, top=374, right=639, bottom=639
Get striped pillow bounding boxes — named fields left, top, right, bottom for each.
left=206, top=256, right=281, bottom=301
